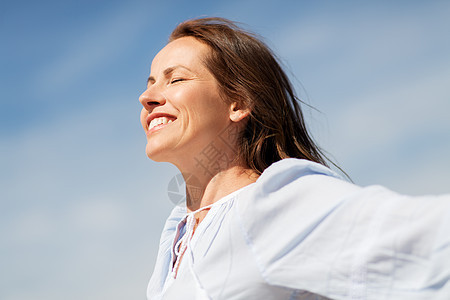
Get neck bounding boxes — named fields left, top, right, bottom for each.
left=179, top=162, right=258, bottom=225
left=172, top=123, right=259, bottom=221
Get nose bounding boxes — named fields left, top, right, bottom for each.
left=139, top=86, right=166, bottom=111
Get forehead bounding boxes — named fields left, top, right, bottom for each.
left=151, top=37, right=210, bottom=73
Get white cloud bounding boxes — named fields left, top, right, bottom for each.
left=328, top=62, right=450, bottom=194
left=33, top=2, right=153, bottom=97
left=0, top=93, right=177, bottom=300
left=334, top=64, right=450, bottom=157
left=8, top=209, right=55, bottom=245
left=68, top=196, right=128, bottom=233
left=267, top=2, right=450, bottom=194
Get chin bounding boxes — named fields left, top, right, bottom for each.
left=145, top=147, right=165, bottom=162
left=145, top=142, right=175, bottom=163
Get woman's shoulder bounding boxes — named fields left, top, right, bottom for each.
left=259, top=157, right=342, bottom=181
left=237, top=158, right=360, bottom=212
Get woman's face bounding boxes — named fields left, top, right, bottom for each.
left=139, top=37, right=233, bottom=166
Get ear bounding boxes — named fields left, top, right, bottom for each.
left=229, top=102, right=250, bottom=122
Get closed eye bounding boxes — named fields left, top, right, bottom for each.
left=170, top=78, right=185, bottom=84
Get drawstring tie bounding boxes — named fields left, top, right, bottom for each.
left=172, top=203, right=214, bottom=279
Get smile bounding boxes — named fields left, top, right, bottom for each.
left=150, top=116, right=174, bottom=129
left=146, top=114, right=177, bottom=134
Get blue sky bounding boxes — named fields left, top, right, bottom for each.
left=1, top=1, right=450, bottom=299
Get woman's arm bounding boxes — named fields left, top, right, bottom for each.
left=236, top=158, right=450, bottom=299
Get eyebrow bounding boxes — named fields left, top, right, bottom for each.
left=147, top=65, right=193, bottom=85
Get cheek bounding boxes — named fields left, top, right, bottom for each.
left=189, top=101, right=228, bottom=129
left=169, top=85, right=229, bottom=130
left=187, top=91, right=229, bottom=119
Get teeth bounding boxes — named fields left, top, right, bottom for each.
left=149, top=117, right=174, bottom=130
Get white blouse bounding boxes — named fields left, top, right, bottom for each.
left=147, top=158, right=450, bottom=299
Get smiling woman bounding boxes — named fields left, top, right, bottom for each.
left=139, top=37, right=238, bottom=172
left=139, top=17, right=450, bottom=300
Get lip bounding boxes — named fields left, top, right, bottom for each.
left=146, top=112, right=177, bottom=135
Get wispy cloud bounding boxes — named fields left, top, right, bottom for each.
left=335, top=64, right=450, bottom=155
left=32, top=2, right=153, bottom=98
left=1, top=94, right=177, bottom=299
left=267, top=2, right=450, bottom=194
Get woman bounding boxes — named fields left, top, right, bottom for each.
left=139, top=18, right=450, bottom=299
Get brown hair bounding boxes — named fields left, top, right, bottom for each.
left=170, top=17, right=334, bottom=175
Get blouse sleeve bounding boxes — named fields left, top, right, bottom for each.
left=236, top=159, right=450, bottom=299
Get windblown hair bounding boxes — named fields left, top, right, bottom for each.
left=170, top=17, right=332, bottom=175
